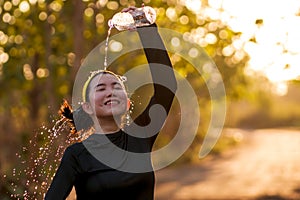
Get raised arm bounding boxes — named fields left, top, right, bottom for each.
left=137, top=24, right=177, bottom=111
left=127, top=24, right=177, bottom=142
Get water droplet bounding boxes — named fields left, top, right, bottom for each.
left=4, top=116, right=75, bottom=199
left=104, top=26, right=113, bottom=70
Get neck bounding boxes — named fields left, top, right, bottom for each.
left=93, top=117, right=121, bottom=134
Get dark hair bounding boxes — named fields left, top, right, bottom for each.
left=58, top=99, right=94, bottom=135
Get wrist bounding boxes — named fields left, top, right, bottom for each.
left=137, top=23, right=157, bottom=29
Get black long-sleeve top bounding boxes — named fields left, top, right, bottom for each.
left=45, top=24, right=177, bottom=200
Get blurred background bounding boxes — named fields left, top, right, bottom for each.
left=1, top=0, right=300, bottom=199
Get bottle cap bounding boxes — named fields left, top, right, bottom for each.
left=143, top=6, right=156, bottom=24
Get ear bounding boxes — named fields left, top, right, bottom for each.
left=82, top=102, right=94, bottom=115
left=127, top=99, right=131, bottom=111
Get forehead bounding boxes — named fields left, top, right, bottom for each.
left=90, top=73, right=122, bottom=86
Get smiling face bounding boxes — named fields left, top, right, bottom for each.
left=84, top=73, right=129, bottom=123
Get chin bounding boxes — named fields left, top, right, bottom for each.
left=103, top=108, right=127, bottom=118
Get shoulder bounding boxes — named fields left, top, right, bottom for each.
left=63, top=142, right=86, bottom=158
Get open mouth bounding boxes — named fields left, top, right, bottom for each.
left=104, top=99, right=120, bottom=105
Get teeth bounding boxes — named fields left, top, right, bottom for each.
left=105, top=100, right=119, bottom=105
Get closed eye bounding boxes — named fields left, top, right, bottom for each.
left=94, top=83, right=105, bottom=91
left=112, top=82, right=123, bottom=90
left=96, top=87, right=105, bottom=91
left=94, top=82, right=123, bottom=91
left=113, top=85, right=123, bottom=90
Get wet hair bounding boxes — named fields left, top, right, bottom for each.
left=59, top=70, right=127, bottom=135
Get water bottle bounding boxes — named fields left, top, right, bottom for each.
left=109, top=6, right=156, bottom=31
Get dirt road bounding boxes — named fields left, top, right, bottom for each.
left=154, top=128, right=300, bottom=200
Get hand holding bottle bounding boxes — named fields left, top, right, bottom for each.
left=108, top=5, right=156, bottom=31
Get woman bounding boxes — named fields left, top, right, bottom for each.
left=45, top=12, right=177, bottom=200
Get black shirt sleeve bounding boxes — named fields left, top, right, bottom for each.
left=138, top=24, right=177, bottom=112
left=44, top=145, right=81, bottom=200
left=128, top=24, right=177, bottom=143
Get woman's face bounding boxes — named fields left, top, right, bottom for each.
left=86, top=73, right=129, bottom=121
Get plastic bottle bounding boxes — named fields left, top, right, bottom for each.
left=109, top=6, right=156, bottom=31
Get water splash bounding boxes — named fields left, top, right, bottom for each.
left=104, top=21, right=114, bottom=71
left=4, top=117, right=79, bottom=200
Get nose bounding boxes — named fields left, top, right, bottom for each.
left=105, top=87, right=116, bottom=97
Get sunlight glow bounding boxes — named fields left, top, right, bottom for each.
left=97, top=0, right=108, bottom=8
left=36, top=68, right=49, bottom=78
left=166, top=7, right=178, bottom=21
left=182, top=0, right=300, bottom=95
left=49, top=1, right=62, bottom=12
left=84, top=8, right=94, bottom=17
left=109, top=40, right=123, bottom=52
left=220, top=0, right=300, bottom=90
left=0, top=31, right=8, bottom=45
left=23, top=64, right=34, bottom=80
left=180, top=15, right=189, bottom=25
left=171, top=37, right=181, bottom=47
left=19, top=1, right=30, bottom=13
left=12, top=0, right=21, bottom=6
left=96, top=13, right=105, bottom=24
left=204, top=33, right=217, bottom=44
left=106, top=1, right=119, bottom=10
left=184, top=0, right=202, bottom=14
left=0, top=52, right=9, bottom=64
left=39, top=11, right=47, bottom=21
left=4, top=2, right=13, bottom=11
left=188, top=47, right=199, bottom=58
